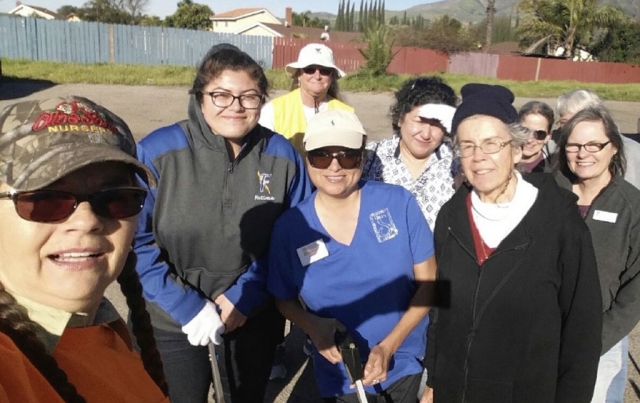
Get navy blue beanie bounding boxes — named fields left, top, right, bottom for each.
left=451, top=83, right=518, bottom=134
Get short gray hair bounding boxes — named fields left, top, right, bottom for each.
left=557, top=89, right=602, bottom=118
left=508, top=123, right=530, bottom=149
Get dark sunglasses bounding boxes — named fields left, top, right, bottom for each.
left=302, top=66, right=333, bottom=76
left=529, top=129, right=548, bottom=140
left=307, top=149, right=363, bottom=169
left=0, top=187, right=147, bottom=223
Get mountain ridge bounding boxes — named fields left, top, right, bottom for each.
left=309, top=0, right=638, bottom=24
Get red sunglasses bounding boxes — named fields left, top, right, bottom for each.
left=0, top=187, right=147, bottom=223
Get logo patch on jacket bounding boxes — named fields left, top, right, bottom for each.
left=255, top=171, right=275, bottom=201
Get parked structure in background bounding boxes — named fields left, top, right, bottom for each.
left=210, top=8, right=280, bottom=33
left=215, top=7, right=359, bottom=42
left=7, top=1, right=79, bottom=21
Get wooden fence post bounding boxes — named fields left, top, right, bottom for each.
left=109, top=24, right=115, bottom=63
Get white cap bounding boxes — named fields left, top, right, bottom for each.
left=285, top=43, right=346, bottom=78
left=304, top=110, right=366, bottom=151
left=417, top=104, right=457, bottom=134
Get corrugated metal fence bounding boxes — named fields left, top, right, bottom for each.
left=0, top=15, right=273, bottom=68
left=2, top=15, right=640, bottom=84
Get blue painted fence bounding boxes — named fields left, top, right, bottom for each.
left=0, top=15, right=273, bottom=68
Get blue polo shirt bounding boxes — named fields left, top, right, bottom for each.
left=268, top=180, right=434, bottom=397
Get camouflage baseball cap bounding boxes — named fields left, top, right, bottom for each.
left=0, top=96, right=155, bottom=192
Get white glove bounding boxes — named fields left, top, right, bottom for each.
left=181, top=300, right=226, bottom=346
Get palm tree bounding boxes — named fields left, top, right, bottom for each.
left=486, top=0, right=496, bottom=49
left=293, top=11, right=311, bottom=27
left=518, top=0, right=628, bottom=58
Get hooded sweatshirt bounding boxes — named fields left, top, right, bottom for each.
left=133, top=95, right=311, bottom=329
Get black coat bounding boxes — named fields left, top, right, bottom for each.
left=426, top=173, right=602, bottom=403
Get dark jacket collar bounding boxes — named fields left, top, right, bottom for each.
left=444, top=173, right=577, bottom=256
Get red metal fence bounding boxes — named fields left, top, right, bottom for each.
left=273, top=37, right=640, bottom=84
left=273, top=37, right=448, bottom=76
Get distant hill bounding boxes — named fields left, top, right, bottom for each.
left=310, top=0, right=639, bottom=25
left=400, top=0, right=639, bottom=23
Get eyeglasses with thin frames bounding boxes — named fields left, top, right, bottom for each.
left=203, top=92, right=264, bottom=110
left=565, top=141, right=611, bottom=153
left=456, top=140, right=513, bottom=158
left=0, top=187, right=147, bottom=223
left=306, top=149, right=363, bottom=169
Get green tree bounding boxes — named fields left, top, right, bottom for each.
left=475, top=15, right=519, bottom=45
left=389, top=15, right=399, bottom=26
left=81, top=0, right=133, bottom=24
left=122, top=0, right=150, bottom=20
left=363, top=2, right=368, bottom=31
left=350, top=2, right=356, bottom=31
left=591, top=21, right=640, bottom=63
left=518, top=0, right=628, bottom=58
left=57, top=5, right=81, bottom=16
left=394, top=15, right=478, bottom=55
left=164, top=0, right=213, bottom=30
left=292, top=11, right=310, bottom=27
left=358, top=23, right=395, bottom=76
left=139, top=15, right=163, bottom=26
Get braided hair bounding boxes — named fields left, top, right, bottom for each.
left=117, top=252, right=169, bottom=395
left=0, top=285, right=86, bottom=403
left=0, top=251, right=168, bottom=401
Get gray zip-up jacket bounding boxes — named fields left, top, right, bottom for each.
left=557, top=173, right=640, bottom=352
left=134, top=96, right=311, bottom=329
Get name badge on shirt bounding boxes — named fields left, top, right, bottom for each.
left=296, top=240, right=329, bottom=266
left=593, top=210, right=618, bottom=223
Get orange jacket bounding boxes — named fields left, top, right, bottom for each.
left=0, top=319, right=168, bottom=403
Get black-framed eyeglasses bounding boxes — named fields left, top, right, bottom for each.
left=307, top=149, right=363, bottom=169
left=302, top=66, right=333, bottom=76
left=203, top=92, right=264, bottom=110
left=528, top=129, right=548, bottom=141
left=565, top=141, right=611, bottom=153
left=456, top=140, right=513, bottom=158
left=0, top=187, right=147, bottom=223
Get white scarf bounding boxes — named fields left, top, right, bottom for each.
left=471, top=171, right=538, bottom=248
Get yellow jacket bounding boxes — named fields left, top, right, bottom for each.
left=271, top=88, right=354, bottom=153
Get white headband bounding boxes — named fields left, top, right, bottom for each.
left=417, top=104, right=457, bottom=134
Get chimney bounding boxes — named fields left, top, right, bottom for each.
left=16, top=1, right=22, bottom=6
left=285, top=7, right=292, bottom=27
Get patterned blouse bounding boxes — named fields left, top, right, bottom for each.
left=363, top=135, right=459, bottom=230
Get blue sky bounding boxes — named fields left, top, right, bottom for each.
left=1, top=0, right=439, bottom=18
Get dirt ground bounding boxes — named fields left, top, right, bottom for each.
left=1, top=81, right=640, bottom=402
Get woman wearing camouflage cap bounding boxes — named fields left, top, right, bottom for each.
left=0, top=96, right=168, bottom=401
